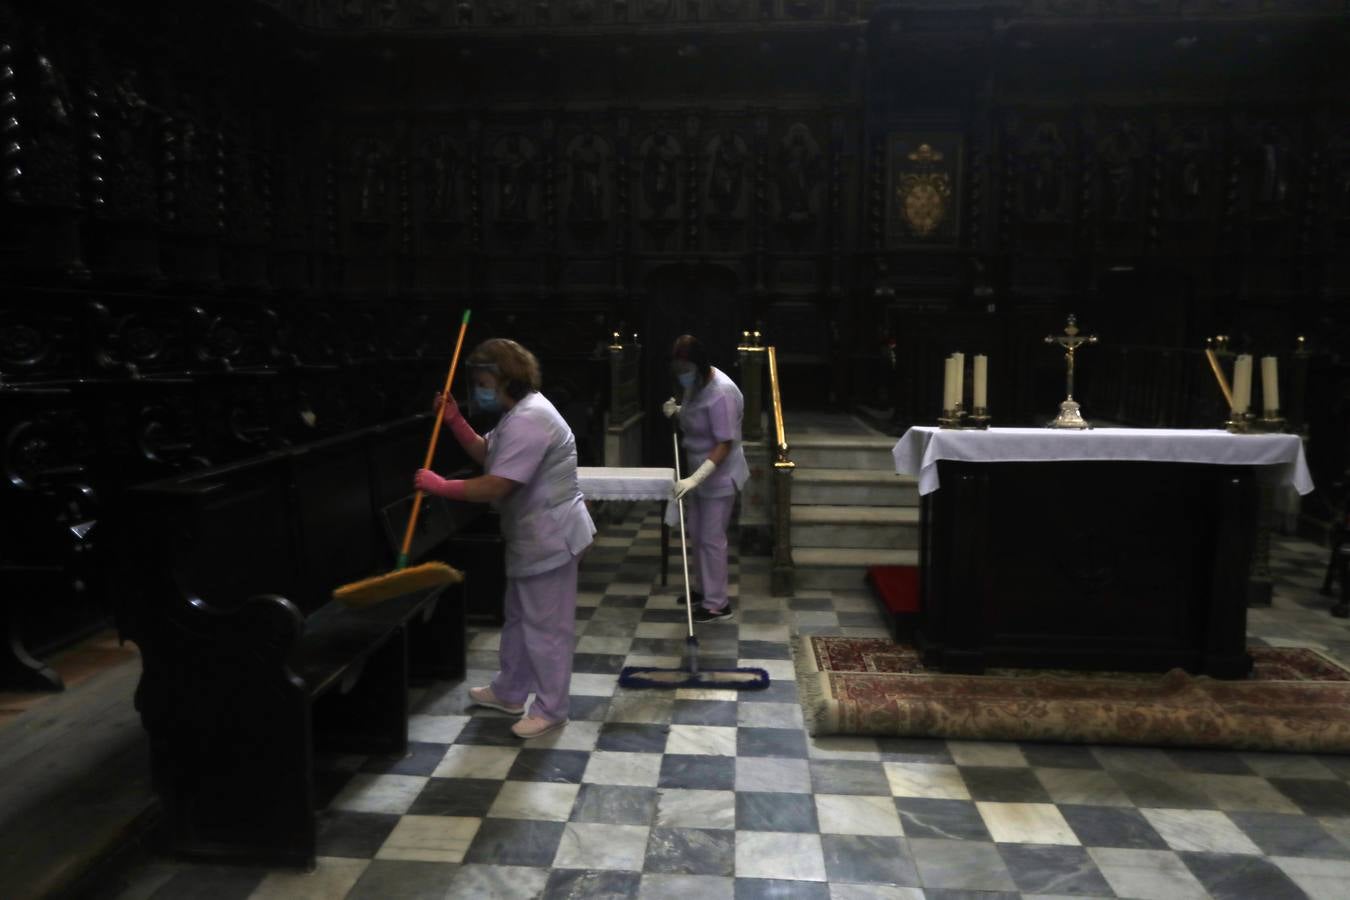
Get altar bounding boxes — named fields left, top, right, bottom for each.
left=577, top=466, right=675, bottom=584
left=893, top=427, right=1314, bottom=678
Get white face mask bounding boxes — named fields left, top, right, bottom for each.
left=677, top=371, right=697, bottom=390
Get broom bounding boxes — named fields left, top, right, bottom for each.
left=617, top=432, right=770, bottom=690
left=333, top=310, right=472, bottom=609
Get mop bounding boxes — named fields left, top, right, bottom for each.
left=333, top=310, right=472, bottom=608
left=617, top=432, right=770, bottom=690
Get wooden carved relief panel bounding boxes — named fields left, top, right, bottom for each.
left=637, top=126, right=683, bottom=251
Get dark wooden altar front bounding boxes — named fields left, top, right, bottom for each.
left=917, top=460, right=1258, bottom=679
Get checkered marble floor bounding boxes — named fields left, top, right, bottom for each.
left=109, top=511, right=1350, bottom=900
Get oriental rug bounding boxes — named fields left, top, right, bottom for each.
left=794, top=636, right=1350, bottom=753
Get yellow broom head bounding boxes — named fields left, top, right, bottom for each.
left=333, top=561, right=464, bottom=609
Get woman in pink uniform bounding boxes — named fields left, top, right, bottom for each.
left=414, top=338, right=595, bottom=739
left=664, top=334, right=750, bottom=623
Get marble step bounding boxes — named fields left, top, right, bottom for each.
left=792, top=467, right=919, bottom=508
left=792, top=546, right=920, bottom=592
left=791, top=504, right=920, bottom=550
left=789, top=434, right=897, bottom=471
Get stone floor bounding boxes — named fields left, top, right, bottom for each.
left=80, top=507, right=1350, bottom=900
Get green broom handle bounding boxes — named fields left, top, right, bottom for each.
left=673, top=431, right=696, bottom=638
left=398, top=309, right=472, bottom=569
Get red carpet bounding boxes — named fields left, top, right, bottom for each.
left=866, top=565, right=919, bottom=614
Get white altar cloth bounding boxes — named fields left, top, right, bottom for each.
left=577, top=467, right=675, bottom=501
left=893, top=427, right=1314, bottom=497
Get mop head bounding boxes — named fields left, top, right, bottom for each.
left=618, top=665, right=771, bottom=690
left=333, top=561, right=463, bottom=609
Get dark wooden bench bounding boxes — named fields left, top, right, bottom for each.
left=1322, top=473, right=1349, bottom=619
left=0, top=386, right=101, bottom=690
left=124, top=414, right=494, bottom=867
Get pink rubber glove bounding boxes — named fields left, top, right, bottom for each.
left=435, top=393, right=480, bottom=451
left=414, top=469, right=467, bottom=501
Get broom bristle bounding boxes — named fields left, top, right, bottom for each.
left=618, top=666, right=770, bottom=690
left=333, top=561, right=464, bottom=608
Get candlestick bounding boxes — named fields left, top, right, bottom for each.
left=973, top=355, right=988, bottom=410
left=1232, top=355, right=1252, bottom=416
left=1261, top=356, right=1279, bottom=416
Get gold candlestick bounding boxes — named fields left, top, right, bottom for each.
left=1226, top=409, right=1253, bottom=434
left=1044, top=314, right=1098, bottom=429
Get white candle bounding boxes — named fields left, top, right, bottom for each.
left=1261, top=356, right=1279, bottom=415
left=1232, top=355, right=1252, bottom=415
left=973, top=354, right=988, bottom=410
left=952, top=352, right=965, bottom=410
left=942, top=356, right=955, bottom=412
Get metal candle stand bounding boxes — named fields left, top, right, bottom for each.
left=1226, top=411, right=1286, bottom=435
left=939, top=406, right=991, bottom=430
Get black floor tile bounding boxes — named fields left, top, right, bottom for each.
left=462, top=818, right=566, bottom=867
left=315, top=810, right=401, bottom=859
left=572, top=653, right=630, bottom=674
left=659, top=754, right=736, bottom=791
left=1018, top=743, right=1103, bottom=770
left=408, top=778, right=503, bottom=817
left=1270, top=778, right=1350, bottom=817
left=1181, top=851, right=1311, bottom=900
left=960, top=766, right=1053, bottom=803
left=734, top=878, right=829, bottom=899
left=738, top=640, right=792, bottom=660
left=821, top=834, right=919, bottom=885
left=672, top=699, right=739, bottom=727
left=1228, top=811, right=1350, bottom=859
left=542, top=868, right=642, bottom=900
left=359, top=741, right=450, bottom=777
left=894, top=797, right=991, bottom=842
left=455, top=716, right=526, bottom=746
left=643, top=827, right=736, bottom=875
left=736, top=791, right=819, bottom=832
left=1057, top=804, right=1169, bottom=850
left=737, top=727, right=809, bottom=759
left=998, top=843, right=1114, bottom=896
left=506, top=748, right=591, bottom=784
left=596, top=722, right=670, bottom=753
left=570, top=784, right=659, bottom=826
left=346, top=860, right=459, bottom=900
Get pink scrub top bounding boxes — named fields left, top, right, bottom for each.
left=677, top=367, right=751, bottom=499
left=485, top=391, right=597, bottom=578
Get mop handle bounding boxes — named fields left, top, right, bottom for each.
left=673, top=431, right=696, bottom=639
left=399, top=309, right=472, bottom=568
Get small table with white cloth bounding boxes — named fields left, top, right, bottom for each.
left=892, top=427, right=1314, bottom=678
left=577, top=467, right=675, bottom=585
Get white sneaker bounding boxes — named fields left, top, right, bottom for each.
left=511, top=716, right=567, bottom=739
left=468, top=685, right=524, bottom=715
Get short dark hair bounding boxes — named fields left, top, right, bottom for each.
left=467, top=338, right=541, bottom=401
left=671, top=334, right=711, bottom=379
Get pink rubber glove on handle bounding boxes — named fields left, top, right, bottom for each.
left=435, top=393, right=480, bottom=452
left=415, top=469, right=467, bottom=501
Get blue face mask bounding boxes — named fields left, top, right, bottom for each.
left=677, top=371, right=697, bottom=390
left=473, top=385, right=501, bottom=413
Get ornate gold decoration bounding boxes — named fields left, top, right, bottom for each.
left=908, top=144, right=944, bottom=164
left=896, top=144, right=951, bottom=238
